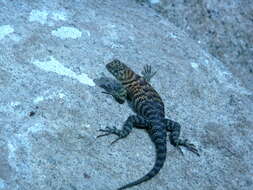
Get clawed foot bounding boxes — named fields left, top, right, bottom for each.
left=174, top=139, right=200, bottom=156
left=101, top=91, right=113, bottom=96
left=141, top=65, right=157, bottom=82
left=97, top=127, right=125, bottom=144
left=97, top=126, right=117, bottom=137
left=101, top=85, right=118, bottom=97
left=102, top=91, right=125, bottom=104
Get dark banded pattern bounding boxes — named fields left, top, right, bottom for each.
left=105, top=60, right=168, bottom=189
left=165, top=119, right=181, bottom=146
left=98, top=59, right=200, bottom=190
left=117, top=124, right=167, bottom=190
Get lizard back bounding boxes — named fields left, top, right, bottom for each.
left=106, top=59, right=167, bottom=190
left=106, top=60, right=165, bottom=120
left=98, top=59, right=200, bottom=189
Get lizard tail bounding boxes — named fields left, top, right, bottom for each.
left=117, top=141, right=167, bottom=190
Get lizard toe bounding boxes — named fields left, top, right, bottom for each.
left=181, top=140, right=200, bottom=156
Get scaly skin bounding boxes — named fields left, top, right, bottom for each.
left=97, top=59, right=199, bottom=190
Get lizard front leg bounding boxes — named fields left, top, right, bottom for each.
left=94, top=75, right=127, bottom=104
left=97, top=115, right=150, bottom=144
left=141, top=64, right=157, bottom=82
left=102, top=86, right=127, bottom=104
left=165, top=119, right=200, bottom=156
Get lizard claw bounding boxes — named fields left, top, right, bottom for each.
left=179, top=139, right=200, bottom=156
left=102, top=91, right=111, bottom=95
left=175, top=146, right=184, bottom=156
left=110, top=137, right=123, bottom=145
left=96, top=133, right=111, bottom=138
left=97, top=127, right=126, bottom=145
left=96, top=127, right=112, bottom=138
left=98, top=126, right=116, bottom=133
left=96, top=126, right=117, bottom=137
left=141, top=64, right=157, bottom=82
left=142, top=65, right=153, bottom=75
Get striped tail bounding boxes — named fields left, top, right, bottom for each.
left=117, top=140, right=167, bottom=190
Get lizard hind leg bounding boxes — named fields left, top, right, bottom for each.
left=165, top=119, right=200, bottom=156
left=97, top=115, right=149, bottom=144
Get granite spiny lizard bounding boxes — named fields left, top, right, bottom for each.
left=97, top=59, right=199, bottom=190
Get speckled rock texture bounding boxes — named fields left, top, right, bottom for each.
left=145, top=0, right=253, bottom=90
left=0, top=0, right=252, bottom=190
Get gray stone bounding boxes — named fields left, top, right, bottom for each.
left=146, top=0, right=253, bottom=90
left=0, top=0, right=252, bottom=190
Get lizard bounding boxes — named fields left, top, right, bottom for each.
left=97, top=59, right=199, bottom=190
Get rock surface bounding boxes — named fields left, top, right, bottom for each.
left=145, top=0, right=253, bottom=90
left=0, top=0, right=252, bottom=190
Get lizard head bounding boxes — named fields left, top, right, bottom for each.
left=106, top=59, right=131, bottom=81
